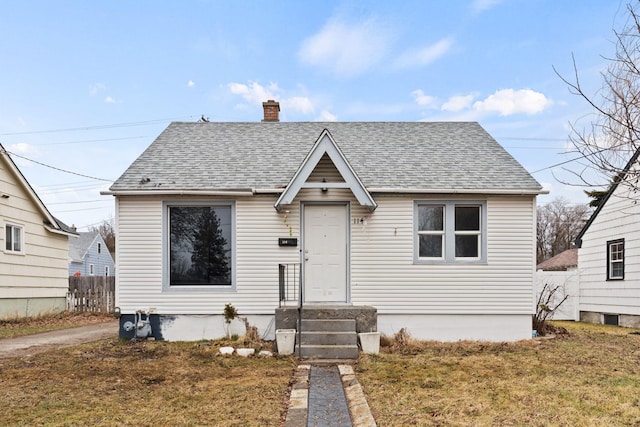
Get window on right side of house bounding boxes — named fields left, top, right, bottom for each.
left=607, top=238, right=625, bottom=280
left=415, top=201, right=486, bottom=263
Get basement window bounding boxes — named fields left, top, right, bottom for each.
left=604, top=314, right=619, bottom=326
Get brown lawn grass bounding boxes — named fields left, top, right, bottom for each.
left=0, top=338, right=296, bottom=426
left=0, top=311, right=115, bottom=339
left=357, top=321, right=640, bottom=426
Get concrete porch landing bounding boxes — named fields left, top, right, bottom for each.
left=275, top=305, right=377, bottom=333
left=275, top=306, right=377, bottom=359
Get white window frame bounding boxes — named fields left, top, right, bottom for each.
left=105, top=266, right=110, bottom=276
left=89, top=264, right=94, bottom=276
left=4, top=222, right=25, bottom=255
left=97, top=242, right=102, bottom=254
left=414, top=200, right=487, bottom=264
left=162, top=200, right=236, bottom=292
left=607, top=238, right=624, bottom=281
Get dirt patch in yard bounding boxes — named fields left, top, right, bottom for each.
left=0, top=338, right=296, bottom=426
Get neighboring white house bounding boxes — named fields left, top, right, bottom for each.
left=69, top=231, right=115, bottom=277
left=0, top=144, right=77, bottom=318
left=575, top=150, right=640, bottom=328
left=104, top=101, right=544, bottom=342
left=535, top=249, right=580, bottom=321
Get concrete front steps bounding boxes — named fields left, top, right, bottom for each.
left=300, top=319, right=358, bottom=359
left=275, top=306, right=377, bottom=360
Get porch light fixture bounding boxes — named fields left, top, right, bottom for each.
left=321, top=178, right=328, bottom=192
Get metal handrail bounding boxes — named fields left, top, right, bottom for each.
left=278, top=263, right=300, bottom=307
left=297, top=261, right=303, bottom=357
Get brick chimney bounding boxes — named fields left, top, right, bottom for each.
left=262, top=100, right=280, bottom=122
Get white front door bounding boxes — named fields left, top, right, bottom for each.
left=303, top=204, right=348, bottom=304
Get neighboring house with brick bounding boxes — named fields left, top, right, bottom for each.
left=575, top=148, right=640, bottom=328
left=0, top=143, right=76, bottom=318
left=69, top=231, right=115, bottom=277
left=105, top=100, right=544, bottom=342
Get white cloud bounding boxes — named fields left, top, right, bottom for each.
left=394, top=38, right=453, bottom=68
left=473, top=89, right=551, bottom=116
left=285, top=96, right=314, bottom=114
left=8, top=143, right=38, bottom=155
left=89, top=83, right=106, bottom=96
left=298, top=16, right=392, bottom=77
left=472, top=0, right=502, bottom=13
left=411, top=89, right=437, bottom=107
left=317, top=110, right=337, bottom=122
left=442, top=94, right=476, bottom=112
left=187, top=80, right=195, bottom=87
left=228, top=81, right=279, bottom=105
left=104, top=96, right=116, bottom=104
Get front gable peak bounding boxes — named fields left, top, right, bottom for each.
left=274, top=129, right=377, bottom=212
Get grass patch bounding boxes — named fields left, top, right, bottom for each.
left=0, top=338, right=296, bottom=425
left=0, top=311, right=115, bottom=339
left=358, top=321, right=640, bottom=426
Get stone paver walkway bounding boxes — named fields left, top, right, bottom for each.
left=284, top=364, right=377, bottom=427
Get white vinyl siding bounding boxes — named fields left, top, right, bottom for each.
left=351, top=195, right=535, bottom=314
left=116, top=195, right=300, bottom=314
left=579, top=184, right=640, bottom=316
left=0, top=161, right=69, bottom=299
left=116, top=193, right=536, bottom=316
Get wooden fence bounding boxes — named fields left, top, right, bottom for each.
left=67, top=276, right=115, bottom=313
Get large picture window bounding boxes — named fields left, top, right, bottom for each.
left=607, top=238, right=624, bottom=281
left=415, top=201, right=486, bottom=263
left=5, top=223, right=23, bottom=253
left=168, top=204, right=233, bottom=286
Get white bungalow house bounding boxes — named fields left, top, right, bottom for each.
left=574, top=149, right=640, bottom=328
left=104, top=101, right=544, bottom=346
left=69, top=231, right=115, bottom=277
left=0, top=144, right=77, bottom=318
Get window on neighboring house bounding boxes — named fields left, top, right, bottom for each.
left=5, top=223, right=24, bottom=253
left=97, top=243, right=102, bottom=254
left=415, top=201, right=486, bottom=263
left=166, top=203, right=234, bottom=287
left=105, top=266, right=109, bottom=276
left=89, top=264, right=94, bottom=275
left=607, top=238, right=624, bottom=280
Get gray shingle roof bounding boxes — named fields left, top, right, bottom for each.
left=110, top=122, right=542, bottom=192
left=69, top=231, right=98, bottom=262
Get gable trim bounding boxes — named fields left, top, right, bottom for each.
left=574, top=146, right=640, bottom=248
left=274, top=129, right=377, bottom=212
left=0, top=144, right=72, bottom=235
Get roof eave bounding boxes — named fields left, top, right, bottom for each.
left=102, top=189, right=256, bottom=197
left=368, top=188, right=546, bottom=195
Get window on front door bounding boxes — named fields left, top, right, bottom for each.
left=415, top=201, right=486, bottom=263
left=607, top=238, right=624, bottom=280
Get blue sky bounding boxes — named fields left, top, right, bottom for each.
left=0, top=0, right=629, bottom=230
